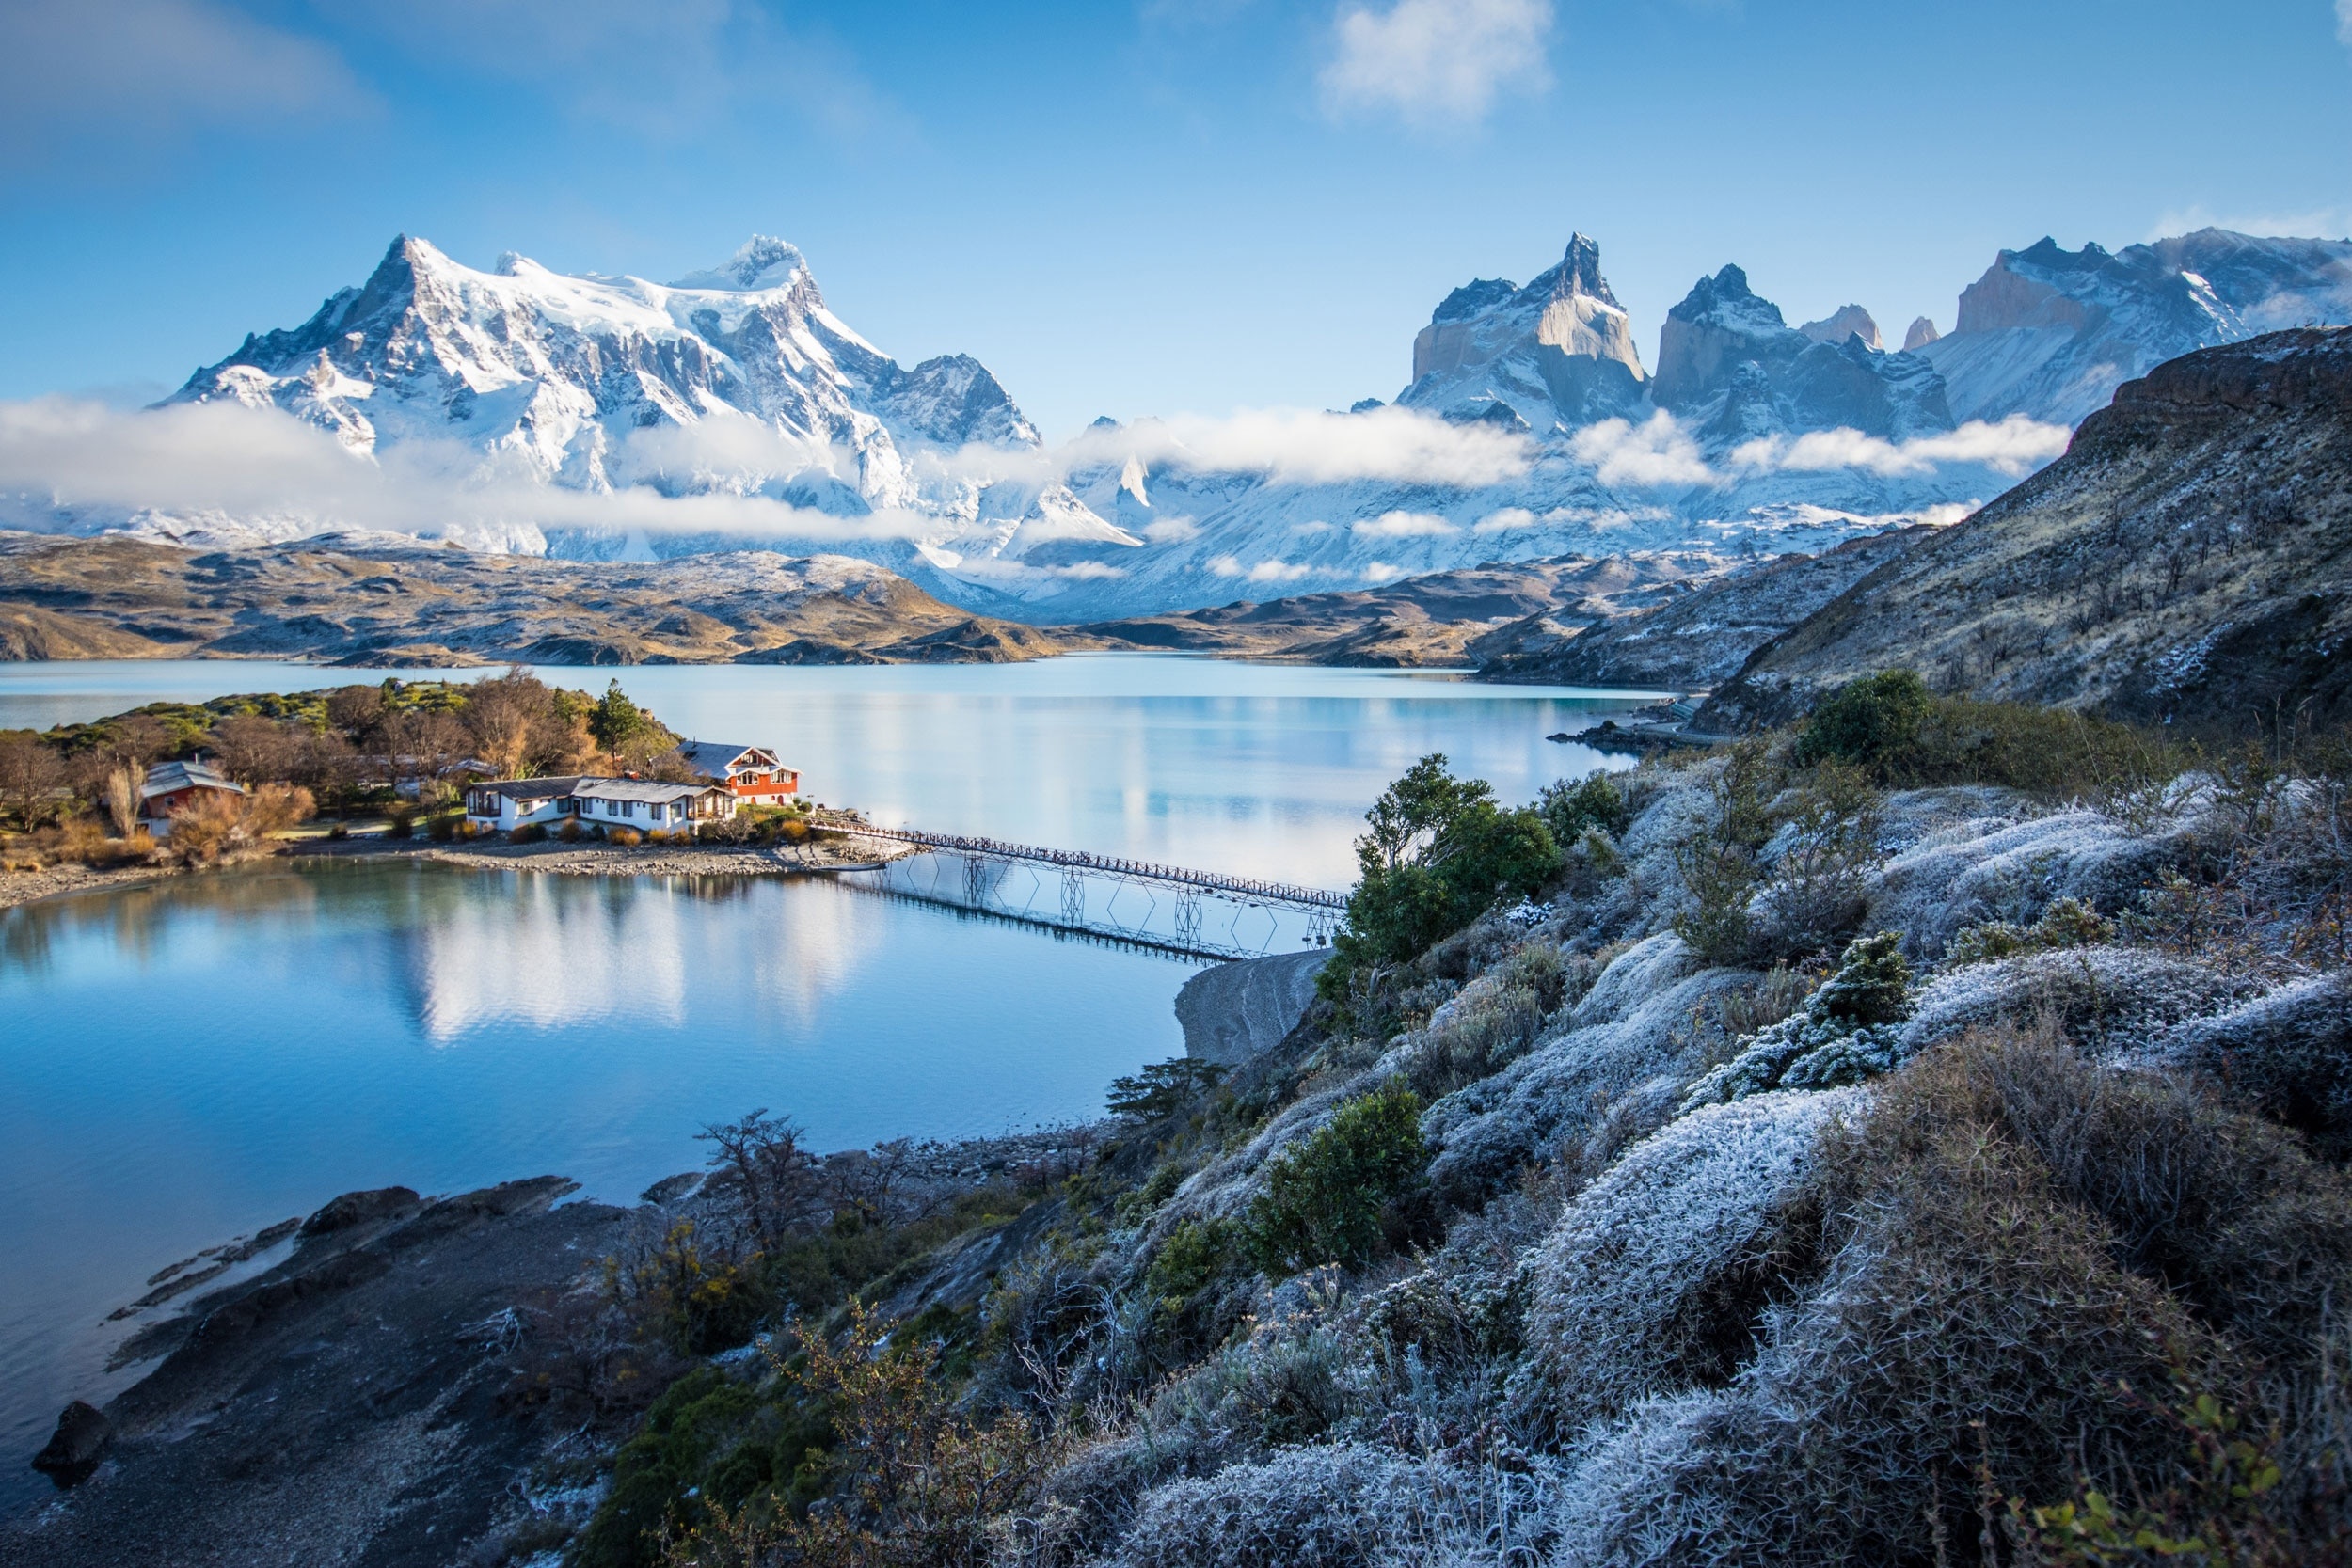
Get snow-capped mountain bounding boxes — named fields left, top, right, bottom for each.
left=171, top=232, right=1041, bottom=512
left=17, top=224, right=2349, bottom=625
left=1397, top=233, right=1649, bottom=430
left=1915, top=229, right=2352, bottom=425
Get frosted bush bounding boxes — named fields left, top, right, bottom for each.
left=1515, top=1088, right=1860, bottom=1439
left=1866, top=808, right=2184, bottom=956
left=1899, top=943, right=2253, bottom=1055
left=1113, top=1444, right=1559, bottom=1568
left=1549, top=1390, right=1759, bottom=1568
left=1422, top=965, right=1755, bottom=1207
left=2155, top=971, right=2352, bottom=1154
left=1682, top=932, right=1909, bottom=1108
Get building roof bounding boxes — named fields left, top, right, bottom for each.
left=675, top=741, right=788, bottom=777
left=570, top=778, right=732, bottom=805
left=469, top=776, right=588, bottom=801
left=140, top=759, right=245, bottom=800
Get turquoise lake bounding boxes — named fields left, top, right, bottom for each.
left=0, top=655, right=1654, bottom=1506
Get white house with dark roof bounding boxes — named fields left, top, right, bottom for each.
left=463, top=776, right=737, bottom=834
left=674, top=742, right=801, bottom=804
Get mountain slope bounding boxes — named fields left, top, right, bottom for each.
left=1704, top=326, right=2352, bottom=737
left=0, top=532, right=1067, bottom=666
left=1474, top=527, right=1925, bottom=689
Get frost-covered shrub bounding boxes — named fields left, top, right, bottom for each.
left=1899, top=943, right=2253, bottom=1055
left=1866, top=808, right=2185, bottom=957
left=1682, top=933, right=1909, bottom=1108
left=1552, top=1037, right=2245, bottom=1568
left=1422, top=949, right=1752, bottom=1209
left=1397, top=943, right=1569, bottom=1101
left=2158, top=971, right=2352, bottom=1158
left=1114, top=1445, right=1558, bottom=1568
left=1514, top=1089, right=1856, bottom=1441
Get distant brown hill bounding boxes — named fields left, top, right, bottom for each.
left=1705, top=327, right=2352, bottom=739
left=0, top=534, right=1067, bottom=666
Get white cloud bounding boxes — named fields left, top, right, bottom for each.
left=1471, top=503, right=1669, bottom=534
left=1568, top=410, right=1714, bottom=487
left=1065, top=404, right=1533, bottom=487
left=1206, top=554, right=1314, bottom=582
left=1319, top=0, right=1552, bottom=128
left=0, top=397, right=943, bottom=546
left=1363, top=562, right=1405, bottom=583
left=0, top=0, right=366, bottom=173
left=1730, top=415, right=2068, bottom=479
left=1140, top=515, right=1201, bottom=544
left=2339, top=0, right=2352, bottom=48
left=1351, top=510, right=1457, bottom=538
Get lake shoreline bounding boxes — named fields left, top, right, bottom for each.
left=1, top=931, right=1307, bottom=1556
left=0, top=829, right=923, bottom=914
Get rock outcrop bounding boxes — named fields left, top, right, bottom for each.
left=1401, top=233, right=1648, bottom=430
left=1705, top=326, right=2352, bottom=738
left=1651, top=266, right=1952, bottom=441
left=1902, top=316, right=1940, bottom=351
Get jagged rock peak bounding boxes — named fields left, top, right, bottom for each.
left=669, top=235, right=811, bottom=293
left=1542, top=232, right=1619, bottom=308
left=1669, top=264, right=1786, bottom=329
left=1432, top=277, right=1518, bottom=325
left=1799, top=304, right=1883, bottom=351
left=1904, top=316, right=1940, bottom=351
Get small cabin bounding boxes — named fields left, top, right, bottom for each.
left=569, top=779, right=737, bottom=832
left=138, top=759, right=246, bottom=839
left=463, top=777, right=587, bottom=832
left=463, top=776, right=737, bottom=834
left=674, top=741, right=802, bottom=804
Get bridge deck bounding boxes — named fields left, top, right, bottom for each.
left=839, top=825, right=1349, bottom=911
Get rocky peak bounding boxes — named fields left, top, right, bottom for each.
left=670, top=235, right=811, bottom=293
left=1903, top=316, right=1940, bottom=351
left=1541, top=232, right=1618, bottom=309
left=1433, top=277, right=1518, bottom=325
left=1404, top=230, right=1645, bottom=426
left=1798, top=304, right=1883, bottom=351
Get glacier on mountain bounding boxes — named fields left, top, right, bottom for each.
left=7, top=223, right=2348, bottom=621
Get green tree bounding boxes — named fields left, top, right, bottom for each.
left=1327, top=754, right=1562, bottom=978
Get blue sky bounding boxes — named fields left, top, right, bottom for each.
left=2, top=0, right=2347, bottom=438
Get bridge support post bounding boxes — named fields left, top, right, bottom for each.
left=1061, top=867, right=1087, bottom=925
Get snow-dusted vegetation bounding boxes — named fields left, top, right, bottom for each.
left=548, top=680, right=2351, bottom=1568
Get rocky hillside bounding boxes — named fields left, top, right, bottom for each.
left=1707, top=326, right=2352, bottom=738
left=0, top=532, right=1066, bottom=666
left=1073, top=551, right=1724, bottom=667
left=1473, top=527, right=1926, bottom=689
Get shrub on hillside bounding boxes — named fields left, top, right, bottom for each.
left=1793, top=670, right=1931, bottom=779
left=1795, top=670, right=2185, bottom=795
left=1323, top=756, right=1561, bottom=998
left=610, top=826, right=644, bottom=847
left=1539, top=769, right=1630, bottom=846
left=1245, top=1081, right=1429, bottom=1275
left=1516, top=1088, right=1857, bottom=1441
left=510, top=820, right=548, bottom=844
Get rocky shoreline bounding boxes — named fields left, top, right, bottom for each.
left=0, top=947, right=1314, bottom=1564
left=0, top=828, right=921, bottom=916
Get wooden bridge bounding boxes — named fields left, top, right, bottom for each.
left=838, top=824, right=1345, bottom=959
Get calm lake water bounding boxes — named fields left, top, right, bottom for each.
left=0, top=655, right=1653, bottom=1507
